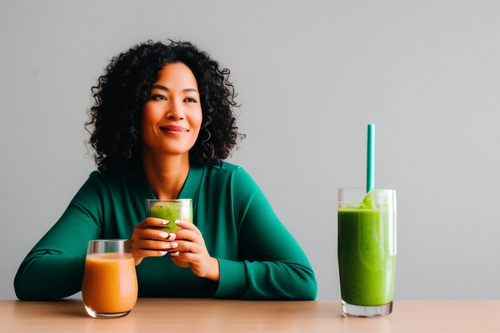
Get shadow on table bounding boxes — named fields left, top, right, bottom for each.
left=14, top=299, right=87, bottom=318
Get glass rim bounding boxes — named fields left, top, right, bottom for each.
left=146, top=199, right=192, bottom=202
left=87, top=239, right=132, bottom=255
left=338, top=188, right=396, bottom=191
left=88, top=239, right=130, bottom=243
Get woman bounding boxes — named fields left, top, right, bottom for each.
left=14, top=40, right=317, bottom=300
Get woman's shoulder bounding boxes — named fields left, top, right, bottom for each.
left=83, top=169, right=145, bottom=191
left=202, top=161, right=259, bottom=190
left=203, top=161, right=250, bottom=179
left=87, top=169, right=127, bottom=183
left=74, top=169, right=149, bottom=205
left=208, top=161, right=240, bottom=171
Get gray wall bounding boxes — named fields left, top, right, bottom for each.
left=1, top=0, right=499, bottom=300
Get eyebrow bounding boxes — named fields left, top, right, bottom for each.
left=151, top=84, right=198, bottom=93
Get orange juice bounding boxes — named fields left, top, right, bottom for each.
left=82, top=253, right=137, bottom=313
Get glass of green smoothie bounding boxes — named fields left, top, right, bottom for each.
left=337, top=188, right=397, bottom=317
left=146, top=199, right=193, bottom=233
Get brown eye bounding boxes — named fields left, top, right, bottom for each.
left=151, top=94, right=167, bottom=101
left=185, top=97, right=198, bottom=103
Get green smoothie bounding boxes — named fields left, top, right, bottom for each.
left=337, top=190, right=397, bottom=306
left=148, top=199, right=193, bottom=233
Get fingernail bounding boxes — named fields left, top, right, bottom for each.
left=162, top=220, right=169, bottom=225
left=170, top=251, right=180, bottom=257
left=170, top=242, right=178, bottom=249
left=158, top=251, right=168, bottom=256
left=174, top=219, right=181, bottom=224
left=159, top=232, right=169, bottom=239
left=168, top=233, right=176, bottom=240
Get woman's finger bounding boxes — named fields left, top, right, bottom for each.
left=139, top=228, right=176, bottom=241
left=175, top=220, right=199, bottom=233
left=137, top=217, right=172, bottom=229
left=137, top=239, right=177, bottom=251
left=130, top=219, right=179, bottom=265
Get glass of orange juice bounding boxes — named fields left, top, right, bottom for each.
left=82, top=239, right=138, bottom=318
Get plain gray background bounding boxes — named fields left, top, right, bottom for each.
left=1, top=0, right=499, bottom=301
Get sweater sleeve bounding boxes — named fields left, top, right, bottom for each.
left=212, top=167, right=317, bottom=300
left=14, top=173, right=103, bottom=300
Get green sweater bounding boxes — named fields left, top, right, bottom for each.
left=14, top=162, right=317, bottom=300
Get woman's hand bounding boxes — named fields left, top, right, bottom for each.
left=170, top=220, right=220, bottom=282
left=129, top=217, right=178, bottom=266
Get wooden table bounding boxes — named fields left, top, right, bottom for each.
left=1, top=299, right=499, bottom=332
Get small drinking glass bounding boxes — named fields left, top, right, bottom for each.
left=147, top=199, right=193, bottom=233
left=82, top=239, right=138, bottom=318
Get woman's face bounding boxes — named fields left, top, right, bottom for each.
left=141, top=62, right=203, bottom=159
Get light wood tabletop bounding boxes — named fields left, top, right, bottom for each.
left=1, top=299, right=499, bottom=332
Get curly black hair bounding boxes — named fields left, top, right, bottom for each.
left=85, top=40, right=244, bottom=174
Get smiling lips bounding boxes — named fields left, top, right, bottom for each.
left=160, top=125, right=189, bottom=134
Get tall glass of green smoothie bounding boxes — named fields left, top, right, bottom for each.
left=147, top=199, right=193, bottom=233
left=338, top=188, right=397, bottom=317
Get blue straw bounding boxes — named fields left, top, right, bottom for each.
left=366, top=124, right=375, bottom=193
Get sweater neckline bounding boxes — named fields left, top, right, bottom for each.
left=179, top=165, right=204, bottom=201
left=142, top=165, right=204, bottom=202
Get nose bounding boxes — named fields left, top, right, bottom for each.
left=166, top=99, right=185, bottom=120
